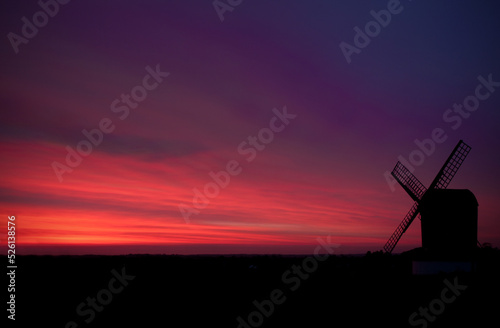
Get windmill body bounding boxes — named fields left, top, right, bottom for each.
left=420, top=189, right=478, bottom=254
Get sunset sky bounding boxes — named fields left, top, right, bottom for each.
left=1, top=0, right=500, bottom=255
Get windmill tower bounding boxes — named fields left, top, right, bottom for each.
left=383, top=140, right=478, bottom=259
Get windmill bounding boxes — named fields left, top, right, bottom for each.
left=383, top=140, right=477, bottom=254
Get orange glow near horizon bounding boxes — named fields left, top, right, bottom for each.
left=1, top=139, right=414, bottom=254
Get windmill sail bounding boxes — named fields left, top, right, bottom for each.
left=391, top=161, right=427, bottom=202
left=428, top=140, right=471, bottom=190
left=383, top=202, right=420, bottom=253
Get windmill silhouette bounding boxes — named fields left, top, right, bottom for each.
left=383, top=140, right=478, bottom=254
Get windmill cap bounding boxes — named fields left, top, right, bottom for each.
left=421, top=189, right=478, bottom=207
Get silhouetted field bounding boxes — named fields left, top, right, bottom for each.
left=7, top=248, right=500, bottom=327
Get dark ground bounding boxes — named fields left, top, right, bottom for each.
left=5, top=248, right=500, bottom=328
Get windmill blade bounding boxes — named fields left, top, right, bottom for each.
left=391, top=161, right=427, bottom=202
left=428, top=140, right=471, bottom=190
left=383, top=202, right=420, bottom=253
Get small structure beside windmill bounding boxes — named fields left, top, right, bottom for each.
left=383, top=140, right=479, bottom=274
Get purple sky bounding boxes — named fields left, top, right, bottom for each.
left=1, top=0, right=500, bottom=254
